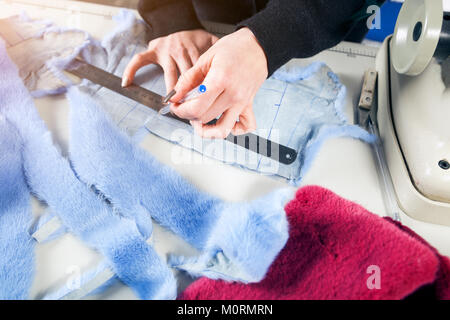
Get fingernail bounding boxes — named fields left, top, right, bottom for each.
left=158, top=105, right=171, bottom=115
left=121, top=77, right=128, bottom=87
left=163, top=89, right=176, bottom=104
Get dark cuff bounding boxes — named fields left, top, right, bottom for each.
left=138, top=0, right=204, bottom=38
left=237, top=10, right=294, bottom=77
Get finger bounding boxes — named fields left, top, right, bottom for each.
left=198, top=91, right=231, bottom=124
left=170, top=84, right=224, bottom=121
left=187, top=47, right=200, bottom=64
left=170, top=63, right=205, bottom=102
left=160, top=56, right=179, bottom=94
left=122, top=51, right=155, bottom=87
left=210, top=34, right=219, bottom=45
left=171, top=65, right=225, bottom=120
left=195, top=107, right=240, bottom=139
left=232, top=104, right=257, bottom=135
left=172, top=49, right=193, bottom=75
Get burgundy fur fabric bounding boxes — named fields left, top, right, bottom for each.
left=180, top=186, right=450, bottom=300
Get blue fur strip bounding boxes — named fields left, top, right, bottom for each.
left=67, top=86, right=220, bottom=249
left=0, top=116, right=35, bottom=299
left=66, top=85, right=292, bottom=284
left=0, top=41, right=176, bottom=300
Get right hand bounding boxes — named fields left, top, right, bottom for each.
left=168, top=27, right=267, bottom=139
left=121, top=29, right=218, bottom=94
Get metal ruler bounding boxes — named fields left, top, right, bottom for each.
left=328, top=42, right=379, bottom=58
left=66, top=60, right=298, bottom=165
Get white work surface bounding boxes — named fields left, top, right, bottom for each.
left=2, top=0, right=449, bottom=300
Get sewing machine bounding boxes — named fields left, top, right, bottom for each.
left=374, top=0, right=450, bottom=226
left=1, top=0, right=450, bottom=299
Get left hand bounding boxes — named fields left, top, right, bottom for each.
left=169, top=27, right=268, bottom=139
left=121, top=29, right=218, bottom=94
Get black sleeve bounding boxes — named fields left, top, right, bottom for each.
left=237, top=0, right=375, bottom=76
left=138, top=0, right=204, bottom=38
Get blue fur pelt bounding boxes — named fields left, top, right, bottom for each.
left=0, top=41, right=176, bottom=300
left=67, top=85, right=292, bottom=283
left=0, top=116, right=34, bottom=299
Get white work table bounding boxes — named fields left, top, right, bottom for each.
left=1, top=0, right=449, bottom=300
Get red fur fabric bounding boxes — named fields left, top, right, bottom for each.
left=180, top=186, right=450, bottom=300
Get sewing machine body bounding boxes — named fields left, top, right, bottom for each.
left=375, top=0, right=450, bottom=226
left=376, top=38, right=450, bottom=226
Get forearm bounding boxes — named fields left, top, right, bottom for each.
left=237, top=0, right=373, bottom=76
left=138, top=0, right=204, bottom=38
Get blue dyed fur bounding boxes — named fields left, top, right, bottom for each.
left=67, top=85, right=292, bottom=283
left=0, top=42, right=176, bottom=300
left=0, top=116, right=35, bottom=299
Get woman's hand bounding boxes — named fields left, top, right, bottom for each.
left=169, top=27, right=268, bottom=138
left=122, top=29, right=218, bottom=93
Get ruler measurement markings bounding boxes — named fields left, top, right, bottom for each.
left=66, top=61, right=298, bottom=165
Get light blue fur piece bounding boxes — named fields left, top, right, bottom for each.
left=0, top=116, right=35, bottom=299
left=167, top=190, right=292, bottom=282
left=254, top=62, right=377, bottom=183
left=0, top=41, right=176, bottom=300
left=66, top=85, right=292, bottom=283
